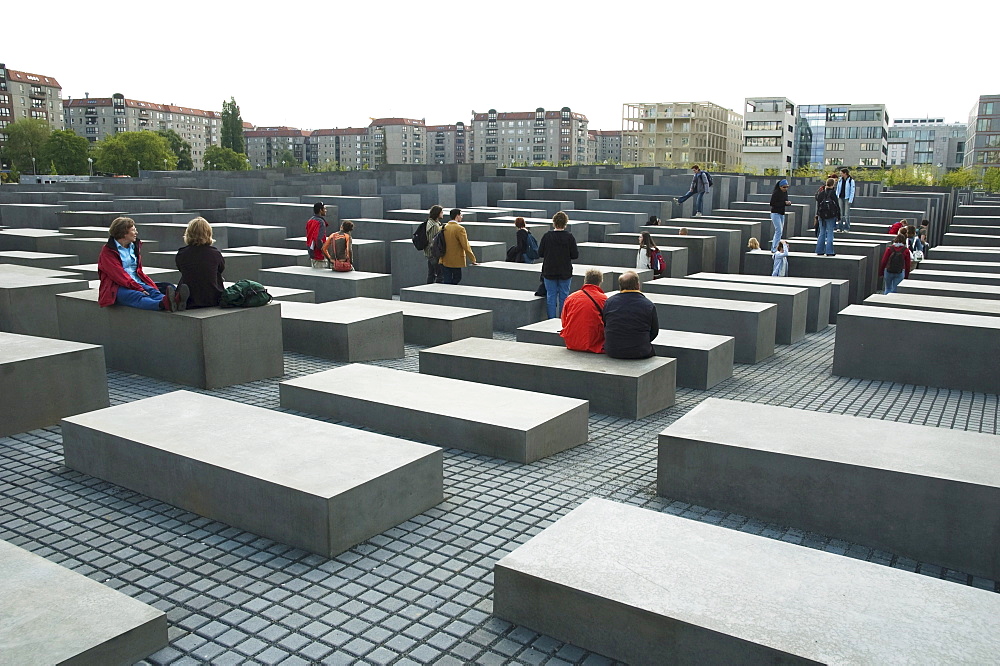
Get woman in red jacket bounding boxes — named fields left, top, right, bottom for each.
left=97, top=216, right=186, bottom=311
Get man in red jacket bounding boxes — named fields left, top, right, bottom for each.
left=97, top=216, right=185, bottom=311
left=559, top=269, right=607, bottom=353
left=305, top=201, right=329, bottom=269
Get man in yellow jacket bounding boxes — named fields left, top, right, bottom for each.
left=440, top=208, right=478, bottom=284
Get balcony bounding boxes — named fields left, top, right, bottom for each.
left=29, top=88, right=45, bottom=98
left=85, top=108, right=97, bottom=116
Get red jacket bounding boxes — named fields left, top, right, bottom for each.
left=97, top=238, right=157, bottom=307
left=560, top=284, right=608, bottom=353
left=888, top=221, right=906, bottom=235
left=878, top=243, right=911, bottom=277
left=305, top=215, right=328, bottom=261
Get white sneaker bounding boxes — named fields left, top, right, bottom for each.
left=694, top=212, right=703, bottom=217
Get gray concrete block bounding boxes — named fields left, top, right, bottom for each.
left=0, top=538, right=167, bottom=665
left=574, top=241, right=689, bottom=277
left=745, top=249, right=868, bottom=304
left=419, top=337, right=675, bottom=419
left=320, top=196, right=384, bottom=220
left=402, top=283, right=546, bottom=332
left=0, top=272, right=89, bottom=337
left=785, top=238, right=884, bottom=298
left=111, top=198, right=184, bottom=213
left=60, top=263, right=181, bottom=284
left=906, top=268, right=1000, bottom=287
left=56, top=210, right=129, bottom=228
left=641, top=292, right=776, bottom=364
left=348, top=297, right=493, bottom=346
left=389, top=240, right=505, bottom=295
left=61, top=390, right=443, bottom=558
left=0, top=203, right=69, bottom=229
left=833, top=304, right=1000, bottom=393
left=660, top=398, right=1000, bottom=579
left=251, top=202, right=320, bottom=236
left=164, top=187, right=231, bottom=209
left=494, top=497, right=1000, bottom=665
left=279, top=300, right=404, bottom=361
left=260, top=266, right=392, bottom=302
left=655, top=219, right=762, bottom=271
left=463, top=261, right=653, bottom=295
left=0, top=250, right=79, bottom=270
left=645, top=278, right=807, bottom=345
left=0, top=229, right=74, bottom=253
left=516, top=318, right=733, bottom=390
left=56, top=290, right=283, bottom=389
left=611, top=227, right=741, bottom=274
left=458, top=221, right=549, bottom=244
left=498, top=199, right=575, bottom=217
left=135, top=222, right=230, bottom=250
left=686, top=272, right=831, bottom=333
left=141, top=250, right=262, bottom=282
left=280, top=364, right=587, bottom=463
left=526, top=189, right=598, bottom=210
left=0, top=332, right=109, bottom=437
left=863, top=293, right=1000, bottom=317
left=59, top=237, right=159, bottom=265
left=558, top=209, right=648, bottom=233
left=897, top=279, right=1000, bottom=301
left=227, top=245, right=311, bottom=269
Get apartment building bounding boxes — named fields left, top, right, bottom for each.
left=965, top=94, right=1000, bottom=173
left=742, top=98, right=797, bottom=174
left=796, top=103, right=889, bottom=169
left=887, top=118, right=965, bottom=169
left=622, top=101, right=742, bottom=169
left=470, top=107, right=589, bottom=165
left=372, top=118, right=424, bottom=166
left=245, top=127, right=310, bottom=168
left=0, top=63, right=63, bottom=167
left=63, top=93, right=222, bottom=169
left=426, top=122, right=468, bottom=164
left=591, top=130, right=622, bottom=163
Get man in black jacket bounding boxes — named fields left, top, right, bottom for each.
left=603, top=271, right=658, bottom=359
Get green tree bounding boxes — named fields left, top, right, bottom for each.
left=203, top=145, right=249, bottom=171
left=274, top=149, right=297, bottom=168
left=1, top=118, right=52, bottom=173
left=156, top=129, right=193, bottom=170
left=221, top=97, right=244, bottom=154
left=93, top=131, right=176, bottom=176
left=40, top=130, right=90, bottom=175
left=983, top=167, right=1000, bottom=193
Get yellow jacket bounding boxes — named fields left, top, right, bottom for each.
left=440, top=221, right=477, bottom=268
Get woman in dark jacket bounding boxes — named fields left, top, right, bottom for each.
left=175, top=217, right=225, bottom=308
left=769, top=179, right=791, bottom=251
left=537, top=211, right=579, bottom=318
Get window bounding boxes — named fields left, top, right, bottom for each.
left=745, top=120, right=781, bottom=131
left=848, top=110, right=880, bottom=121
left=978, top=119, right=992, bottom=132
left=0, top=108, right=10, bottom=117
left=824, top=157, right=844, bottom=166
left=982, top=102, right=995, bottom=115
left=826, top=108, right=847, bottom=121
left=986, top=136, right=1000, bottom=148
left=860, top=143, right=880, bottom=151
left=745, top=137, right=779, bottom=147
left=859, top=158, right=880, bottom=166
left=825, top=142, right=845, bottom=151
left=825, top=127, right=845, bottom=139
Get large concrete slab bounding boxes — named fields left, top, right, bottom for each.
left=0, top=538, right=168, bottom=665
left=463, top=261, right=654, bottom=295
left=227, top=245, right=311, bottom=269
left=347, top=297, right=493, bottom=346
left=278, top=300, right=404, bottom=361
left=833, top=304, right=1000, bottom=393
left=0, top=250, right=79, bottom=270
left=419, top=337, right=675, bottom=419
left=56, top=290, right=283, bottom=389
left=745, top=249, right=868, bottom=304
left=516, top=318, right=733, bottom=390
left=260, top=266, right=392, bottom=302
left=610, top=227, right=741, bottom=274
left=0, top=272, right=89, bottom=337
left=281, top=364, right=588, bottom=463
left=61, top=391, right=443, bottom=558
left=897, top=279, right=1000, bottom=301
left=402, top=283, right=547, bottom=331
left=863, top=292, right=1000, bottom=317
left=389, top=239, right=505, bottom=295
left=494, top=497, right=1000, bottom=665
left=574, top=242, right=688, bottom=278
left=659, top=398, right=1000, bottom=579
left=0, top=228, right=73, bottom=253
left=686, top=272, right=831, bottom=332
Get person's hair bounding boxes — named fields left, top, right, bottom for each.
left=905, top=225, right=916, bottom=238
left=840, top=167, right=850, bottom=174
left=691, top=165, right=701, bottom=171
left=552, top=211, right=569, bottom=229
left=340, top=220, right=354, bottom=233
left=648, top=215, right=659, bottom=224
left=639, top=231, right=658, bottom=250
left=429, top=205, right=443, bottom=221
left=514, top=217, right=525, bottom=229
left=313, top=201, right=325, bottom=215
left=774, top=239, right=786, bottom=252
left=584, top=269, right=603, bottom=286
left=108, top=216, right=136, bottom=241
left=678, top=227, right=688, bottom=235
left=618, top=271, right=640, bottom=291
left=825, top=178, right=837, bottom=187
left=747, top=237, right=761, bottom=250
left=773, top=181, right=785, bottom=193
left=920, top=219, right=929, bottom=226
left=894, top=234, right=906, bottom=244
left=449, top=208, right=462, bottom=220
left=183, top=217, right=214, bottom=246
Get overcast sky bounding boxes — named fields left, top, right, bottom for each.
left=6, top=1, right=993, bottom=132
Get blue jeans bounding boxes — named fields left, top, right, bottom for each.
left=115, top=284, right=166, bottom=310
left=543, top=277, right=571, bottom=318
left=815, top=218, right=836, bottom=255
left=441, top=266, right=462, bottom=285
left=883, top=271, right=904, bottom=294
left=837, top=200, right=851, bottom=231
left=677, top=190, right=706, bottom=215
left=770, top=213, right=784, bottom=250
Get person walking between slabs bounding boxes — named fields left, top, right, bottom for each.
left=537, top=211, right=579, bottom=319
left=879, top=233, right=911, bottom=294
left=675, top=165, right=711, bottom=216
left=439, top=209, right=477, bottom=285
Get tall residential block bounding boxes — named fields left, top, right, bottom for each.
left=591, top=130, right=622, bottom=164
left=0, top=63, right=63, bottom=168
left=470, top=107, right=589, bottom=165
left=63, top=93, right=222, bottom=169
left=965, top=94, right=1000, bottom=173
left=887, top=118, right=965, bottom=169
left=427, top=123, right=468, bottom=165
left=621, top=101, right=742, bottom=169
left=797, top=103, right=889, bottom=169
left=245, top=127, right=310, bottom=168
left=743, top=98, right=796, bottom=174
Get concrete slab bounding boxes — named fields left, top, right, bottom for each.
left=0, top=250, right=79, bottom=270
left=280, top=364, right=588, bottom=463
left=744, top=249, right=868, bottom=304
left=463, top=261, right=654, bottom=294
left=278, top=300, right=404, bottom=361
left=259, top=266, right=392, bottom=302
left=0, top=228, right=73, bottom=253
left=59, top=263, right=181, bottom=284
left=0, top=272, right=90, bottom=337
left=494, top=498, right=1000, bottom=665
left=347, top=297, right=493, bottom=346
left=863, top=293, right=1000, bottom=317
left=389, top=240, right=505, bottom=295
left=401, top=283, right=546, bottom=332
left=419, top=337, right=675, bottom=419
left=686, top=272, right=831, bottom=333
left=897, top=279, right=1000, bottom=301
left=227, top=245, right=312, bottom=269
left=61, top=391, right=443, bottom=558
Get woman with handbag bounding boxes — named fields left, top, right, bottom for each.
left=323, top=220, right=354, bottom=272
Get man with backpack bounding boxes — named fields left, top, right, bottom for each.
left=814, top=178, right=841, bottom=256
left=674, top=165, right=712, bottom=217
left=305, top=202, right=329, bottom=269
left=879, top=233, right=911, bottom=294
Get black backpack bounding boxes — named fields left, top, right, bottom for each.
left=430, top=227, right=447, bottom=259
left=411, top=220, right=429, bottom=250
left=886, top=246, right=906, bottom=274
left=704, top=171, right=713, bottom=187
left=818, top=192, right=839, bottom=220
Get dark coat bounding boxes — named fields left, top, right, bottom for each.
left=176, top=244, right=226, bottom=308
left=538, top=229, right=578, bottom=280
left=603, top=291, right=659, bottom=359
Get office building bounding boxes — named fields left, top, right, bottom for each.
left=470, top=107, right=589, bottom=165
left=743, top=98, right=797, bottom=174
left=965, top=94, right=1000, bottom=173
left=887, top=118, right=965, bottom=169
left=622, top=101, right=742, bottom=169
left=0, top=63, right=63, bottom=167
left=63, top=93, right=222, bottom=169
left=797, top=103, right=889, bottom=169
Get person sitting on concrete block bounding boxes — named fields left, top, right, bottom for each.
left=323, top=220, right=354, bottom=272
left=98, top=216, right=187, bottom=312
left=306, top=202, right=330, bottom=269
left=559, top=269, right=608, bottom=354
left=603, top=270, right=658, bottom=359
left=175, top=217, right=225, bottom=308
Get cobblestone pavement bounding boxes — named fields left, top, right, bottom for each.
left=2, top=325, right=998, bottom=665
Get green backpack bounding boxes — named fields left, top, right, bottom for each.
left=220, top=280, right=272, bottom=308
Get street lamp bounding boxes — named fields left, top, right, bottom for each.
left=87, top=157, right=94, bottom=177
left=163, top=158, right=167, bottom=170
left=136, top=160, right=141, bottom=177
left=31, top=156, right=36, bottom=175
left=206, top=160, right=212, bottom=171
left=245, top=158, right=250, bottom=170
